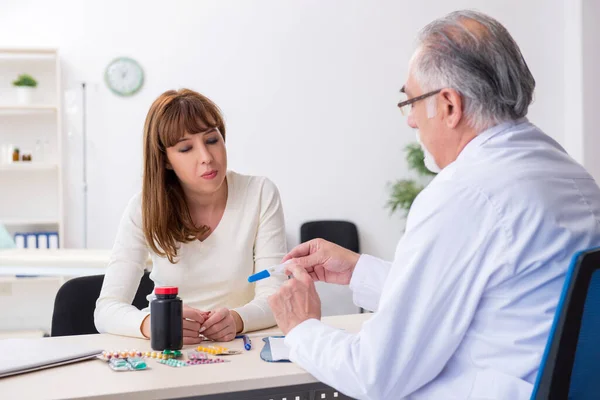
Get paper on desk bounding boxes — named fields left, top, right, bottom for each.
left=267, top=337, right=290, bottom=361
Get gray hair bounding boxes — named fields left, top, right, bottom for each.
left=412, top=10, right=535, bottom=132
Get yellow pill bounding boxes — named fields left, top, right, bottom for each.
left=151, top=352, right=157, bottom=358
left=144, top=352, right=151, bottom=357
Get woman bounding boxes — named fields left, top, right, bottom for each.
left=94, top=89, right=287, bottom=344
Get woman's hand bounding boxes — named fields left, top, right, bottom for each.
left=182, top=305, right=210, bottom=345
left=199, top=308, right=243, bottom=342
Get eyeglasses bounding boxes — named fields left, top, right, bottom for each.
left=397, top=89, right=442, bottom=116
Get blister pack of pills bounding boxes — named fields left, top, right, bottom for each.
left=107, top=357, right=148, bottom=372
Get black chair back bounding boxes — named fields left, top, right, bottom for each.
left=300, top=220, right=359, bottom=253
left=51, top=271, right=154, bottom=336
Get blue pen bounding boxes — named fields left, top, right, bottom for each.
left=235, top=335, right=252, bottom=351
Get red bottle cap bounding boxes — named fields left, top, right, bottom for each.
left=155, top=287, right=178, bottom=295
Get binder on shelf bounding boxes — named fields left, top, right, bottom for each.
left=25, top=233, right=37, bottom=249
left=48, top=232, right=59, bottom=249
left=37, top=233, right=48, bottom=249
left=14, top=233, right=25, bottom=249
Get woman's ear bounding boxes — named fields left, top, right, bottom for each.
left=165, top=162, right=173, bottom=170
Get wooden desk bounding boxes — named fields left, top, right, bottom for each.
left=0, top=313, right=369, bottom=400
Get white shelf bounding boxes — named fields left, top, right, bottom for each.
left=0, top=48, right=57, bottom=61
left=1, top=219, right=59, bottom=226
left=0, top=105, right=57, bottom=109
left=0, top=48, right=56, bottom=54
left=0, top=48, right=63, bottom=247
left=0, top=163, right=58, bottom=171
left=0, top=105, right=57, bottom=114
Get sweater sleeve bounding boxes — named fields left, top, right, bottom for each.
left=232, top=178, right=287, bottom=332
left=94, top=193, right=151, bottom=338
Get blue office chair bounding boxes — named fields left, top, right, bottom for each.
left=531, top=248, right=600, bottom=399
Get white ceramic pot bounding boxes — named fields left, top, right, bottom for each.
left=16, top=87, right=34, bottom=105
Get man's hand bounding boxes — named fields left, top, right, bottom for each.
left=268, top=264, right=322, bottom=334
left=199, top=308, right=242, bottom=342
left=282, top=239, right=360, bottom=285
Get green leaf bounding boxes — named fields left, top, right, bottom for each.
left=386, top=142, right=437, bottom=215
left=12, top=74, right=38, bottom=88
left=386, top=179, right=425, bottom=215
left=405, top=143, right=436, bottom=176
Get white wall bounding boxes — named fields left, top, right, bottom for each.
left=0, top=0, right=568, bottom=314
left=563, top=0, right=583, bottom=164
left=582, top=0, right=600, bottom=180
left=561, top=0, right=600, bottom=181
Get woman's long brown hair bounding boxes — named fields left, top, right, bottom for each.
left=142, top=89, right=226, bottom=263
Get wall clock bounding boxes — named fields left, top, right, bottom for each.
left=104, top=57, right=144, bottom=96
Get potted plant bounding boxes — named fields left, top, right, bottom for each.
left=387, top=143, right=436, bottom=215
left=12, top=74, right=38, bottom=104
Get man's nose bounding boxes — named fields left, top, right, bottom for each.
left=407, top=113, right=417, bottom=129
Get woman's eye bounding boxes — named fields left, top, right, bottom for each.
left=206, top=138, right=219, bottom=145
left=179, top=147, right=191, bottom=153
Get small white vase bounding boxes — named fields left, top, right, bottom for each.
left=16, top=87, right=34, bottom=105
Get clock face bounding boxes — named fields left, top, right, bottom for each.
left=104, top=57, right=144, bottom=96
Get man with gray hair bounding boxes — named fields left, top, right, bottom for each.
left=268, top=10, right=600, bottom=399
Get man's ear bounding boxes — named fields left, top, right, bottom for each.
left=440, top=88, right=463, bottom=129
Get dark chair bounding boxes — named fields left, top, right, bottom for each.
left=531, top=248, right=600, bottom=399
left=300, top=220, right=359, bottom=253
left=301, top=220, right=363, bottom=314
left=51, top=271, right=154, bottom=337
